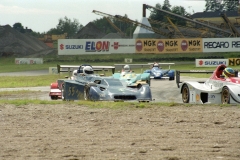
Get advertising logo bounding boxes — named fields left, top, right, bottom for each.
left=229, top=58, right=240, bottom=66
left=60, top=44, right=83, bottom=50
left=136, top=40, right=142, bottom=52
left=157, top=40, right=164, bottom=52
left=181, top=40, right=188, bottom=51
left=85, top=41, right=109, bottom=52
left=113, top=42, right=119, bottom=50
left=60, top=44, right=64, bottom=50
left=199, top=60, right=204, bottom=66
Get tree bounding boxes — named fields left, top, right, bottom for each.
left=13, top=22, right=25, bottom=33
left=162, top=0, right=172, bottom=11
left=92, top=14, right=135, bottom=37
left=149, top=3, right=164, bottom=24
left=48, top=16, right=83, bottom=38
left=93, top=17, right=114, bottom=34
left=223, top=0, right=239, bottom=11
left=47, top=28, right=61, bottom=35
left=204, top=0, right=238, bottom=12
left=171, top=6, right=187, bottom=26
left=204, top=0, right=221, bottom=11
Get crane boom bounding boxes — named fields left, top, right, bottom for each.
left=220, top=13, right=240, bottom=37
left=104, top=17, right=126, bottom=37
left=166, top=17, right=184, bottom=38
left=144, top=4, right=234, bottom=37
left=92, top=10, right=173, bottom=38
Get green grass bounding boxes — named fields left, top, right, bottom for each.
left=1, top=98, right=238, bottom=108
left=0, top=75, right=62, bottom=88
left=1, top=51, right=240, bottom=73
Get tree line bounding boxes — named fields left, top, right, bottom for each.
left=11, top=0, right=239, bottom=38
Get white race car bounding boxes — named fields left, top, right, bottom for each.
left=176, top=64, right=240, bottom=104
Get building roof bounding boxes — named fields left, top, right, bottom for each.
left=192, top=11, right=239, bottom=18
left=74, top=22, right=105, bottom=39
left=101, top=33, right=123, bottom=39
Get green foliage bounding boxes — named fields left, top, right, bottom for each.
left=28, top=31, right=43, bottom=38
left=92, top=14, right=134, bottom=38
left=162, top=0, right=172, bottom=11
left=223, top=0, right=239, bottom=11
left=47, top=16, right=83, bottom=38
left=13, top=22, right=25, bottom=33
left=149, top=3, right=164, bottom=24
left=149, top=2, right=188, bottom=28
left=205, top=0, right=239, bottom=12
left=171, top=6, right=187, bottom=26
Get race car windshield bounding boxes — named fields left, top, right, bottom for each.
left=152, top=67, right=160, bottom=71
left=105, top=79, right=123, bottom=86
left=85, top=70, right=94, bottom=74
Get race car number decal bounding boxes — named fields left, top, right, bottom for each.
left=68, top=87, right=82, bottom=97
left=190, top=90, right=196, bottom=103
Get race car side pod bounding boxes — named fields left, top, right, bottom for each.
left=176, top=70, right=213, bottom=88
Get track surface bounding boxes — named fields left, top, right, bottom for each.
left=0, top=71, right=206, bottom=103
left=1, top=71, right=240, bottom=160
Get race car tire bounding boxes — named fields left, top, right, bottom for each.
left=51, top=96, right=58, bottom=100
left=221, top=86, right=230, bottom=104
left=138, top=101, right=149, bottom=103
left=137, top=83, right=142, bottom=89
left=84, top=83, right=97, bottom=101
left=146, top=80, right=151, bottom=86
left=182, top=84, right=190, bottom=103
left=169, top=76, right=175, bottom=81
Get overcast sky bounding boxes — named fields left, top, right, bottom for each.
left=0, top=0, right=206, bottom=33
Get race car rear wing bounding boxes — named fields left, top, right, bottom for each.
left=148, top=63, right=175, bottom=69
left=57, top=64, right=115, bottom=77
left=176, top=70, right=213, bottom=88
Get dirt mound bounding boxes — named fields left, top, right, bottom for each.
left=0, top=25, right=52, bottom=57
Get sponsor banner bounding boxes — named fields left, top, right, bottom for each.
left=49, top=67, right=59, bottom=74
left=195, top=59, right=228, bottom=67
left=58, top=39, right=135, bottom=55
left=203, top=38, right=240, bottom=52
left=228, top=58, right=240, bottom=66
left=15, top=58, right=43, bottom=64
left=135, top=38, right=202, bottom=53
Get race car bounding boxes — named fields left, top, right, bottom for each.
left=112, top=64, right=151, bottom=87
left=61, top=75, right=152, bottom=102
left=144, top=62, right=175, bottom=80
left=176, top=64, right=240, bottom=104
left=49, top=64, right=115, bottom=100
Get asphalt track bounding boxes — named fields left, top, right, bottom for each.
left=0, top=70, right=207, bottom=103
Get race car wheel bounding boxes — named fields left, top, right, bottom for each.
left=51, top=96, right=58, bottom=100
left=221, top=86, right=230, bottom=104
left=169, top=76, right=175, bottom=81
left=137, top=83, right=142, bottom=89
left=182, top=84, right=190, bottom=103
left=146, top=80, right=151, bottom=86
